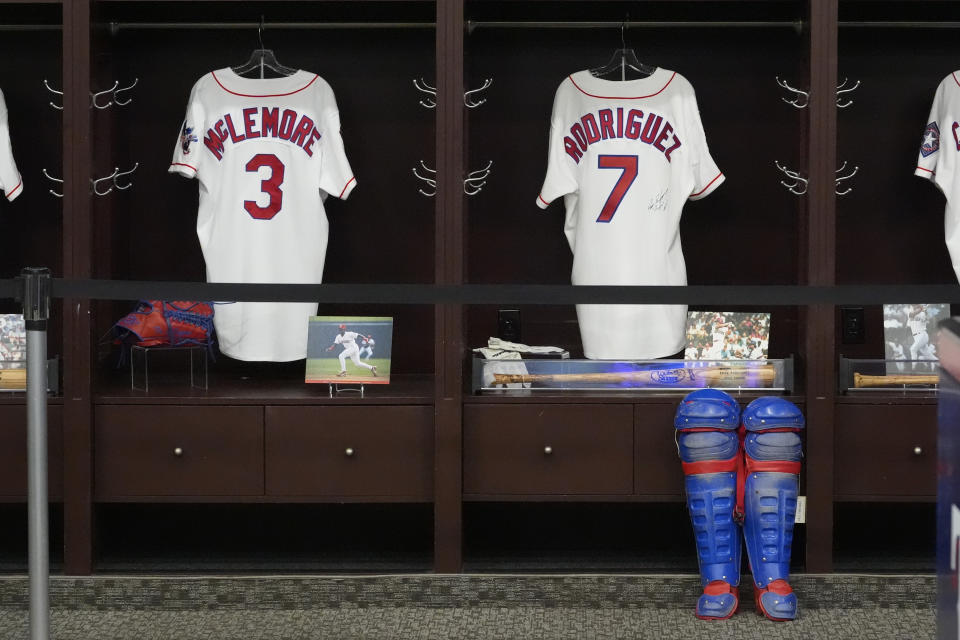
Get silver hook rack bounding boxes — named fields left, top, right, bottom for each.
left=775, top=76, right=809, bottom=109
left=464, top=78, right=493, bottom=108
left=43, top=80, right=63, bottom=110
left=113, top=78, right=139, bottom=106
left=413, top=78, right=436, bottom=109
left=835, top=160, right=859, bottom=196
left=836, top=77, right=860, bottom=109
left=113, top=162, right=139, bottom=190
left=91, top=169, right=118, bottom=196
left=412, top=160, right=436, bottom=197
left=91, top=81, right=119, bottom=110
left=41, top=168, right=63, bottom=198
left=464, top=160, right=492, bottom=196
left=774, top=160, right=808, bottom=195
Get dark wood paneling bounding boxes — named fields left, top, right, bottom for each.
left=265, top=405, right=433, bottom=497
left=0, top=405, right=64, bottom=499
left=463, top=404, right=633, bottom=495
left=834, top=404, right=937, bottom=498
left=634, top=404, right=684, bottom=496
left=94, top=405, right=263, bottom=497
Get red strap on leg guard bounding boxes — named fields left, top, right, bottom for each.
left=745, top=456, right=802, bottom=475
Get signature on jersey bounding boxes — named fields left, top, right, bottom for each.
left=648, top=189, right=668, bottom=211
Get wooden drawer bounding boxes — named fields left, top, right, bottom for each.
left=0, top=405, right=64, bottom=499
left=835, top=405, right=937, bottom=498
left=464, top=404, right=633, bottom=495
left=635, top=404, right=685, bottom=496
left=265, top=406, right=433, bottom=498
left=95, top=406, right=263, bottom=498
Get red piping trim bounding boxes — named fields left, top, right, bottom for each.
left=171, top=162, right=198, bottom=173
left=538, top=194, right=550, bottom=206
left=691, top=172, right=723, bottom=197
left=916, top=166, right=935, bottom=174
left=953, top=72, right=960, bottom=88
left=211, top=71, right=318, bottom=98
left=6, top=176, right=22, bottom=198
left=569, top=71, right=676, bottom=100
left=339, top=177, right=356, bottom=198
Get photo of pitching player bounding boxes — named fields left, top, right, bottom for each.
left=359, top=335, right=375, bottom=360
left=305, top=316, right=393, bottom=384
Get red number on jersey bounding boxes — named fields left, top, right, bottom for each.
left=596, top=155, right=639, bottom=223
left=244, top=154, right=285, bottom=220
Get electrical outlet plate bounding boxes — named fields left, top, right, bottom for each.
left=794, top=495, right=806, bottom=524
left=498, top=309, right=521, bottom=342
left=841, top=306, right=865, bottom=344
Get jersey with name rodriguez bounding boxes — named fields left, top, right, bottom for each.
left=537, top=68, right=723, bottom=360
left=170, top=69, right=356, bottom=362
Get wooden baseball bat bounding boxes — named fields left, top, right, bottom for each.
left=0, top=369, right=26, bottom=390
left=492, top=365, right=776, bottom=387
left=853, top=372, right=938, bottom=388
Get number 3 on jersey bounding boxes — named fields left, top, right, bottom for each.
left=597, top=155, right=638, bottom=223
left=244, top=153, right=285, bottom=220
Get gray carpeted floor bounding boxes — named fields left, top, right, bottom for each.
left=0, top=574, right=937, bottom=639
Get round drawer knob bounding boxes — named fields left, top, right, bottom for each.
left=345, top=447, right=355, bottom=457
left=913, top=446, right=923, bottom=456
left=543, top=446, right=553, bottom=455
left=173, top=447, right=183, bottom=457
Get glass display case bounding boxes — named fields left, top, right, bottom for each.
left=839, top=356, right=938, bottom=394
left=473, top=357, right=793, bottom=393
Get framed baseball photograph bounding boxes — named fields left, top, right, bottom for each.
left=684, top=311, right=771, bottom=360
left=305, top=316, right=393, bottom=384
left=883, top=303, right=948, bottom=374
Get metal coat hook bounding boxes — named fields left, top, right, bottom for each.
left=774, top=160, right=808, bottom=195
left=91, top=81, right=119, bottom=110
left=113, top=78, right=139, bottom=106
left=835, top=160, right=859, bottom=196
left=91, top=169, right=118, bottom=196
left=42, top=168, right=63, bottom=198
left=413, top=160, right=436, bottom=197
left=464, top=160, right=493, bottom=196
left=413, top=78, right=436, bottom=109
left=464, top=78, right=493, bottom=108
left=836, top=77, right=860, bottom=109
left=113, top=162, right=139, bottom=190
left=775, top=76, right=809, bottom=109
left=43, top=80, right=63, bottom=110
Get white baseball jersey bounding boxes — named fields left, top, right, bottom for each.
left=537, top=68, right=723, bottom=359
left=170, top=69, right=356, bottom=361
left=0, top=89, right=23, bottom=202
left=916, top=71, right=960, bottom=282
left=908, top=312, right=928, bottom=335
left=335, top=331, right=360, bottom=352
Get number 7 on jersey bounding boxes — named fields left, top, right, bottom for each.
left=596, top=155, right=638, bottom=223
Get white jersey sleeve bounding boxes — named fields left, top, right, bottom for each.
left=0, top=89, right=23, bottom=202
left=684, top=90, right=724, bottom=201
left=317, top=106, right=356, bottom=199
left=916, top=72, right=960, bottom=282
left=169, top=82, right=207, bottom=181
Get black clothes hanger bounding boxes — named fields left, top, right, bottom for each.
left=232, top=16, right=298, bottom=79
left=589, top=17, right=656, bottom=81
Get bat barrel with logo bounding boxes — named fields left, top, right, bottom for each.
left=491, top=365, right=776, bottom=388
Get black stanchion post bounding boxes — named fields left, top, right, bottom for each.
left=21, top=267, right=50, bottom=640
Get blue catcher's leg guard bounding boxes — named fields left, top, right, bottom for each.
left=742, top=396, right=805, bottom=622
left=675, top=389, right=742, bottom=620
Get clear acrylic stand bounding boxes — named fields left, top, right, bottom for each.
left=328, top=383, right=365, bottom=398
left=130, top=345, right=208, bottom=392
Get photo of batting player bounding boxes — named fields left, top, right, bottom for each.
left=684, top=311, right=770, bottom=361
left=359, top=335, right=375, bottom=360
left=305, top=316, right=393, bottom=385
left=327, top=324, right=377, bottom=377
left=883, top=303, right=947, bottom=374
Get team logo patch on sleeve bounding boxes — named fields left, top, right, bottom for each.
left=920, top=122, right=940, bottom=157
left=181, top=123, right=198, bottom=155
